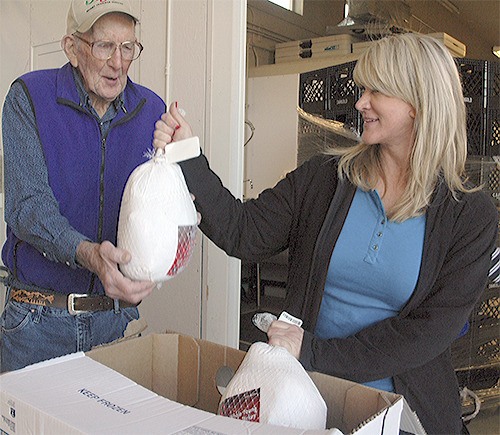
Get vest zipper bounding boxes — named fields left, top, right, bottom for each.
left=88, top=132, right=107, bottom=295
left=98, top=135, right=106, bottom=244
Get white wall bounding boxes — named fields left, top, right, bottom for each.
left=245, top=74, right=299, bottom=199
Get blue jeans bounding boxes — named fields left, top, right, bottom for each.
left=0, top=298, right=139, bottom=373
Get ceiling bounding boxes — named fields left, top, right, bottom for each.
left=341, top=0, right=499, bottom=57
left=455, top=0, right=500, bottom=50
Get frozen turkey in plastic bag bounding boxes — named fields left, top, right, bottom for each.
left=218, top=342, right=327, bottom=430
left=117, top=137, right=200, bottom=282
left=218, top=341, right=327, bottom=430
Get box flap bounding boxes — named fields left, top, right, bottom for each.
left=343, top=385, right=393, bottom=431
left=88, top=333, right=199, bottom=406
left=192, top=335, right=246, bottom=413
left=176, top=334, right=201, bottom=406
left=308, top=371, right=406, bottom=434
left=87, top=334, right=156, bottom=391
left=400, top=398, right=427, bottom=435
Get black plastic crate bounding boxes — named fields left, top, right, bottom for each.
left=299, top=67, right=328, bottom=116
left=456, top=58, right=488, bottom=156
left=467, top=111, right=487, bottom=156
left=451, top=283, right=500, bottom=370
left=485, top=61, right=500, bottom=156
left=457, top=58, right=487, bottom=111
left=299, top=58, right=496, bottom=154
left=487, top=60, right=499, bottom=110
left=465, top=157, right=500, bottom=207
left=324, top=61, right=361, bottom=133
left=485, top=108, right=500, bottom=156
left=324, top=107, right=361, bottom=134
left=326, top=61, right=359, bottom=112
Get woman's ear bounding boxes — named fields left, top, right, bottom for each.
left=409, top=108, right=416, bottom=119
left=61, top=35, right=78, bottom=67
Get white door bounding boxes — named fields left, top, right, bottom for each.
left=0, top=0, right=246, bottom=348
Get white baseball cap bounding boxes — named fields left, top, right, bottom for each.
left=66, top=0, right=139, bottom=35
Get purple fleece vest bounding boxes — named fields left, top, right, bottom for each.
left=4, top=63, right=165, bottom=294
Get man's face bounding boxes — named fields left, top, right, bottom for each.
left=73, top=13, right=136, bottom=114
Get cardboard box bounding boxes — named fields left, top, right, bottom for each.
left=275, top=50, right=353, bottom=64
left=0, top=334, right=425, bottom=434
left=276, top=35, right=359, bottom=64
left=352, top=40, right=375, bottom=55
left=353, top=32, right=466, bottom=58
left=428, top=32, right=466, bottom=57
left=310, top=35, right=359, bottom=53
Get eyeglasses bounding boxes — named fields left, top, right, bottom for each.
left=73, top=34, right=143, bottom=61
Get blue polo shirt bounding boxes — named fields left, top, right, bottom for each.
left=315, top=187, right=426, bottom=391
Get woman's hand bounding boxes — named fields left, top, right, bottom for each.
left=267, top=320, right=304, bottom=359
left=153, top=102, right=194, bottom=150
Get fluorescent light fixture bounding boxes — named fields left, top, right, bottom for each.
left=494, top=46, right=500, bottom=58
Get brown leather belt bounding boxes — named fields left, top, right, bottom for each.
left=9, top=288, right=137, bottom=315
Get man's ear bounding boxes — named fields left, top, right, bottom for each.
left=61, top=35, right=78, bottom=67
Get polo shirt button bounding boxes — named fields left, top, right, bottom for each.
left=65, top=261, right=71, bottom=266
left=373, top=244, right=379, bottom=251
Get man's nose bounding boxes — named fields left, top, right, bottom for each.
left=107, top=47, right=123, bottom=68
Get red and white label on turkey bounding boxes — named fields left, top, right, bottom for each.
left=167, top=225, right=197, bottom=277
left=218, top=388, right=260, bottom=422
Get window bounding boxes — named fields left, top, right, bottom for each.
left=269, top=0, right=291, bottom=9
left=268, top=0, right=303, bottom=15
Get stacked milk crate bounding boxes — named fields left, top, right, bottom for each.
left=452, top=157, right=500, bottom=414
left=458, top=58, right=499, bottom=156
left=275, top=34, right=361, bottom=64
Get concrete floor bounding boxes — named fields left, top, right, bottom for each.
left=466, top=406, right=499, bottom=435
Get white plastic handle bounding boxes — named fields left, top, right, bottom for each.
left=162, top=136, right=201, bottom=164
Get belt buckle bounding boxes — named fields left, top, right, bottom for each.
left=68, top=293, right=87, bottom=315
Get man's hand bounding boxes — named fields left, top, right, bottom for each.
left=76, top=240, right=155, bottom=304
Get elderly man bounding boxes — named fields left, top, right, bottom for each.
left=0, top=0, right=165, bottom=372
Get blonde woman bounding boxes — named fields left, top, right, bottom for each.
left=154, top=33, right=497, bottom=434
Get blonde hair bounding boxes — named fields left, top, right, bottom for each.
left=327, top=33, right=470, bottom=221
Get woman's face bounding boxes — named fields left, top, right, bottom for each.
left=355, top=88, right=416, bottom=151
